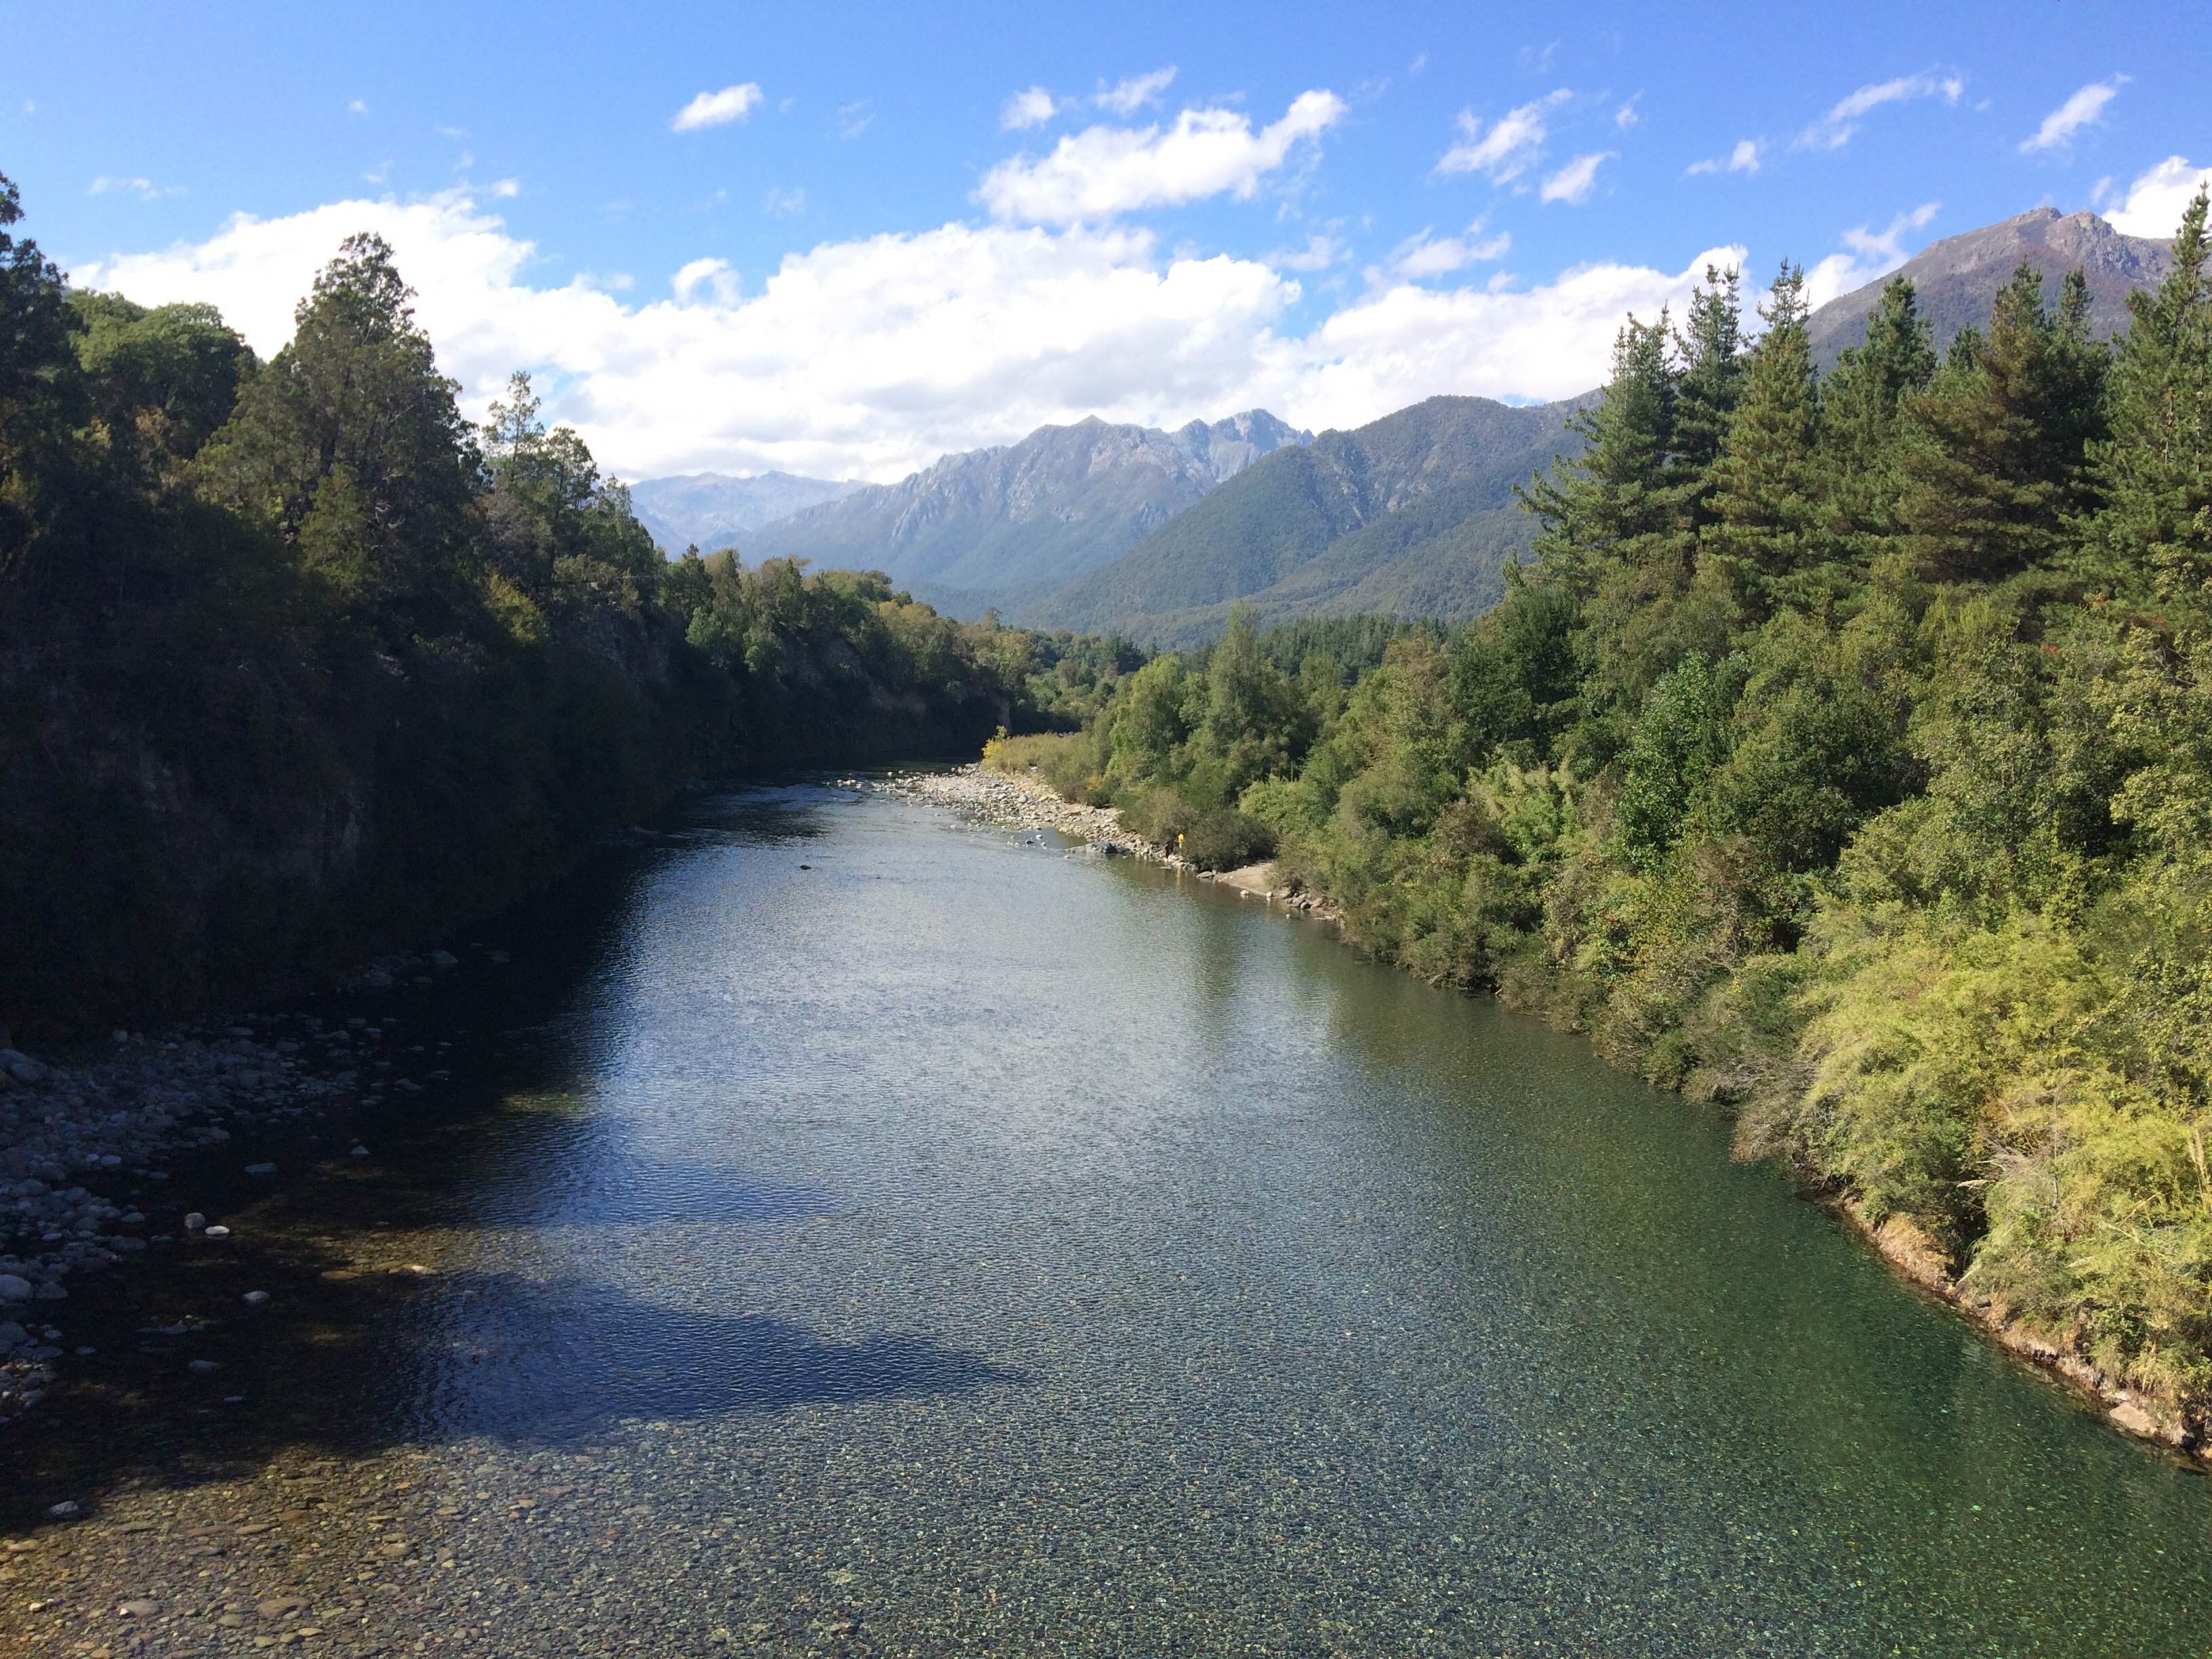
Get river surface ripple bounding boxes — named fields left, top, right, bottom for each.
left=3, top=779, right=2209, bottom=1658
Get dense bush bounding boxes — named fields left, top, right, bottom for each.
left=1017, top=192, right=2212, bottom=1421
left=0, top=177, right=1101, bottom=1036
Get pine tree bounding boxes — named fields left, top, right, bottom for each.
left=1519, top=312, right=1677, bottom=596
left=1818, top=276, right=1935, bottom=561
left=2085, top=188, right=2212, bottom=606
left=1896, top=261, right=2108, bottom=582
left=1702, top=263, right=1826, bottom=614
left=1664, top=265, right=1745, bottom=537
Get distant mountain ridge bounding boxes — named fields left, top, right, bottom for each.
left=639, top=206, right=2178, bottom=644
left=739, top=410, right=1311, bottom=611
left=1807, top=206, right=2171, bottom=369
left=1018, top=395, right=1588, bottom=646
left=629, top=470, right=863, bottom=555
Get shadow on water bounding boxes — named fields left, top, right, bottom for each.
left=0, top=1226, right=1022, bottom=1529
left=0, top=777, right=1021, bottom=1529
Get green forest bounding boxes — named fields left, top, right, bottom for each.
left=0, top=173, right=1122, bottom=1038
left=997, top=192, right=2212, bottom=1425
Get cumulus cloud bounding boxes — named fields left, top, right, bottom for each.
left=979, top=89, right=1347, bottom=224
left=2020, top=76, right=2127, bottom=155
left=1383, top=222, right=1511, bottom=280
left=1095, top=67, right=1176, bottom=115
left=1801, top=73, right=1964, bottom=150
left=491, top=178, right=521, bottom=199
left=66, top=188, right=1736, bottom=481
left=1002, top=86, right=1059, bottom=130
left=671, top=83, right=763, bottom=133
left=1615, top=94, right=1642, bottom=129
left=1540, top=152, right=1613, bottom=205
left=1687, top=139, right=1761, bottom=177
left=763, top=186, right=807, bottom=217
left=1435, top=90, right=1570, bottom=184
left=1804, top=201, right=1940, bottom=308
left=671, top=257, right=741, bottom=304
left=2102, top=155, right=2212, bottom=237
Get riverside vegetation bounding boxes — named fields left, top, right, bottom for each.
left=993, top=192, right=2212, bottom=1436
left=0, top=172, right=1133, bottom=1040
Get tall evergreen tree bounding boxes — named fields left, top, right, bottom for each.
left=199, top=233, right=478, bottom=614
left=1664, top=264, right=1746, bottom=537
left=1520, top=312, right=1677, bottom=596
left=1818, top=276, right=1935, bottom=560
left=1896, top=261, right=2108, bottom=582
left=2085, top=188, right=2212, bottom=605
left=1702, top=263, right=1825, bottom=613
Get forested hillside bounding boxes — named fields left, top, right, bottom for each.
left=0, top=174, right=1124, bottom=1038
left=998, top=193, right=2212, bottom=1431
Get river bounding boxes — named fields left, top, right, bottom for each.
left=3, top=779, right=2208, bottom=1657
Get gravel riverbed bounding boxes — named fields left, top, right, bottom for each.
left=855, top=764, right=1337, bottom=917
left=0, top=945, right=504, bottom=1429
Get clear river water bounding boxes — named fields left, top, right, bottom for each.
left=3, top=779, right=2209, bottom=1657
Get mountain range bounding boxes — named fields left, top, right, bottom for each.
left=628, top=470, right=863, bottom=556
left=739, top=409, right=1309, bottom=613
left=1018, top=395, right=1587, bottom=646
left=636, top=206, right=2176, bottom=643
left=1806, top=206, right=2171, bottom=368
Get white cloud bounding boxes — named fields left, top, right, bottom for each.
left=1540, top=152, right=1613, bottom=205
left=979, top=89, right=1348, bottom=224
left=1095, top=67, right=1176, bottom=116
left=836, top=101, right=874, bottom=140
left=68, top=187, right=1730, bottom=483
left=1804, top=201, right=1940, bottom=308
left=671, top=83, right=763, bottom=133
left=1435, top=90, right=1570, bottom=184
left=1002, top=87, right=1059, bottom=130
left=1274, top=231, right=1351, bottom=272
left=763, top=186, right=806, bottom=217
left=671, top=257, right=741, bottom=305
left=1409, top=53, right=1429, bottom=77
left=348, top=99, right=369, bottom=117
left=1298, top=245, right=1741, bottom=421
left=88, top=176, right=181, bottom=201
left=2102, top=155, right=2212, bottom=237
left=1384, top=222, right=1511, bottom=279
left=1801, top=73, right=1964, bottom=150
left=491, top=178, right=520, bottom=199
left=1687, top=139, right=1761, bottom=177
left=2020, top=76, right=2127, bottom=155
left=1615, top=94, right=1642, bottom=129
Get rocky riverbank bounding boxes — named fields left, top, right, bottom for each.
left=0, top=945, right=502, bottom=1430
left=857, top=764, right=1341, bottom=920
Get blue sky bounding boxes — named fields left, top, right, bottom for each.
left=7, top=1, right=2209, bottom=480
